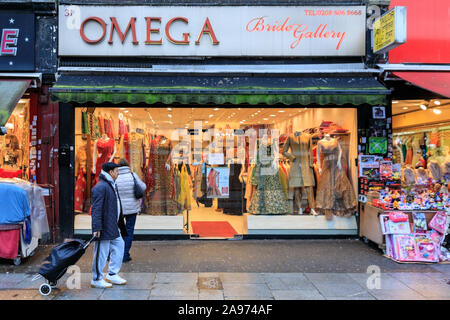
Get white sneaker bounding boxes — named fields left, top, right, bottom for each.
left=90, top=279, right=113, bottom=289
left=310, top=208, right=318, bottom=216
left=105, top=273, right=127, bottom=285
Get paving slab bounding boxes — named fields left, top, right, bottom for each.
left=149, top=295, right=198, bottom=300
left=264, top=274, right=317, bottom=291
left=99, top=289, right=150, bottom=300
left=222, top=283, right=273, bottom=299
left=368, top=289, right=426, bottom=300
left=347, top=273, right=411, bottom=291
left=55, top=287, right=105, bottom=300
left=199, top=289, right=224, bottom=300
left=154, top=272, right=198, bottom=283
left=150, top=283, right=199, bottom=298
left=219, top=273, right=266, bottom=284
left=271, top=289, right=325, bottom=300
left=109, top=273, right=155, bottom=290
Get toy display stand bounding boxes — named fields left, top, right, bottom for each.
left=359, top=203, right=440, bottom=250
left=383, top=254, right=450, bottom=265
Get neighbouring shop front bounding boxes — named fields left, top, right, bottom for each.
left=0, top=3, right=58, bottom=264
left=358, top=0, right=450, bottom=264
left=51, top=2, right=392, bottom=240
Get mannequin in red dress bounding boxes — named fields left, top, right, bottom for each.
left=93, top=134, right=116, bottom=182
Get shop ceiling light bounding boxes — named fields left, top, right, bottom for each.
left=168, top=114, right=172, bottom=118
left=392, top=101, right=399, bottom=104
left=270, top=114, right=276, bottom=117
left=433, top=108, right=442, bottom=115
left=209, top=114, right=214, bottom=118
left=434, top=100, right=441, bottom=105
left=402, top=107, right=408, bottom=110
left=214, top=108, right=220, bottom=111
left=278, top=110, right=285, bottom=113
left=167, top=107, right=172, bottom=111
left=420, top=104, right=427, bottom=110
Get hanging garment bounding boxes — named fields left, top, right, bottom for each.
left=282, top=133, right=316, bottom=187
left=177, top=163, right=191, bottom=212
left=97, top=116, right=105, bottom=135
left=118, top=119, right=127, bottom=136
left=74, top=168, right=87, bottom=213
left=90, top=114, right=101, bottom=140
left=94, top=138, right=115, bottom=182
left=147, top=136, right=178, bottom=215
left=219, top=163, right=244, bottom=215
left=81, top=111, right=90, bottom=134
left=129, top=132, right=145, bottom=180
left=315, top=139, right=357, bottom=220
left=249, top=142, right=290, bottom=215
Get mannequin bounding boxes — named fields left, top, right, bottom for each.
left=315, top=134, right=356, bottom=220
left=93, top=134, right=116, bottom=181
left=282, top=130, right=316, bottom=215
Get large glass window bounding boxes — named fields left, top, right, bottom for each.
left=74, top=107, right=358, bottom=236
left=0, top=98, right=30, bottom=180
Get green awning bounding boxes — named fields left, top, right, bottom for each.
left=0, top=79, right=30, bottom=127
left=50, top=74, right=390, bottom=106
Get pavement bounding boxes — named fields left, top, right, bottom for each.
left=0, top=240, right=449, bottom=300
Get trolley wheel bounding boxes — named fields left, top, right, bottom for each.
left=28, top=250, right=35, bottom=257
left=13, top=257, right=21, bottom=266
left=39, top=283, right=52, bottom=296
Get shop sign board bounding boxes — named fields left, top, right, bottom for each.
left=0, top=12, right=35, bottom=71
left=59, top=5, right=366, bottom=57
left=372, top=6, right=406, bottom=54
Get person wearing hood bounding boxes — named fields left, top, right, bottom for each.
left=90, top=162, right=128, bottom=289
left=115, top=158, right=147, bottom=263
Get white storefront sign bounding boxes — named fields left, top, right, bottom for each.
left=59, top=5, right=366, bottom=57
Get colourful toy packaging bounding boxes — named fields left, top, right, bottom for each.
left=412, top=212, right=427, bottom=234
left=428, top=211, right=448, bottom=234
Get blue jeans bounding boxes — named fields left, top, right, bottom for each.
left=123, top=213, right=137, bottom=261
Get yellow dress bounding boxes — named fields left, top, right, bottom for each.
left=177, top=163, right=191, bottom=211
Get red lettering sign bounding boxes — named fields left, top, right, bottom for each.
left=195, top=17, right=219, bottom=45
left=166, top=17, right=189, bottom=45
left=145, top=17, right=163, bottom=45
left=1, top=29, right=19, bottom=55
left=109, top=17, right=138, bottom=45
left=80, top=17, right=106, bottom=44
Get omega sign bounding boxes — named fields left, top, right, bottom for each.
left=59, top=5, right=366, bottom=57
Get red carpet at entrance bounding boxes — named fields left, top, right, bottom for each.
left=191, top=221, right=238, bottom=238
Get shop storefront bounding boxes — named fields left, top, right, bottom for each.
left=0, top=3, right=58, bottom=264
left=51, top=2, right=391, bottom=240
left=358, top=0, right=450, bottom=263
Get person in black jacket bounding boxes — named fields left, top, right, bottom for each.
left=90, top=162, right=129, bottom=289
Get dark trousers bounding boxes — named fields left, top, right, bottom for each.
left=123, top=213, right=137, bottom=260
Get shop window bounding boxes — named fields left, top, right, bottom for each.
left=74, top=107, right=358, bottom=236
left=0, top=98, right=30, bottom=180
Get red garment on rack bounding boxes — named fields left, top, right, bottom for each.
left=0, top=229, right=20, bottom=259
left=0, top=168, right=22, bottom=178
left=123, top=132, right=130, bottom=163
left=94, top=138, right=115, bottom=182
left=74, top=168, right=86, bottom=212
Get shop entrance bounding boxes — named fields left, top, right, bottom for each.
left=73, top=106, right=359, bottom=238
